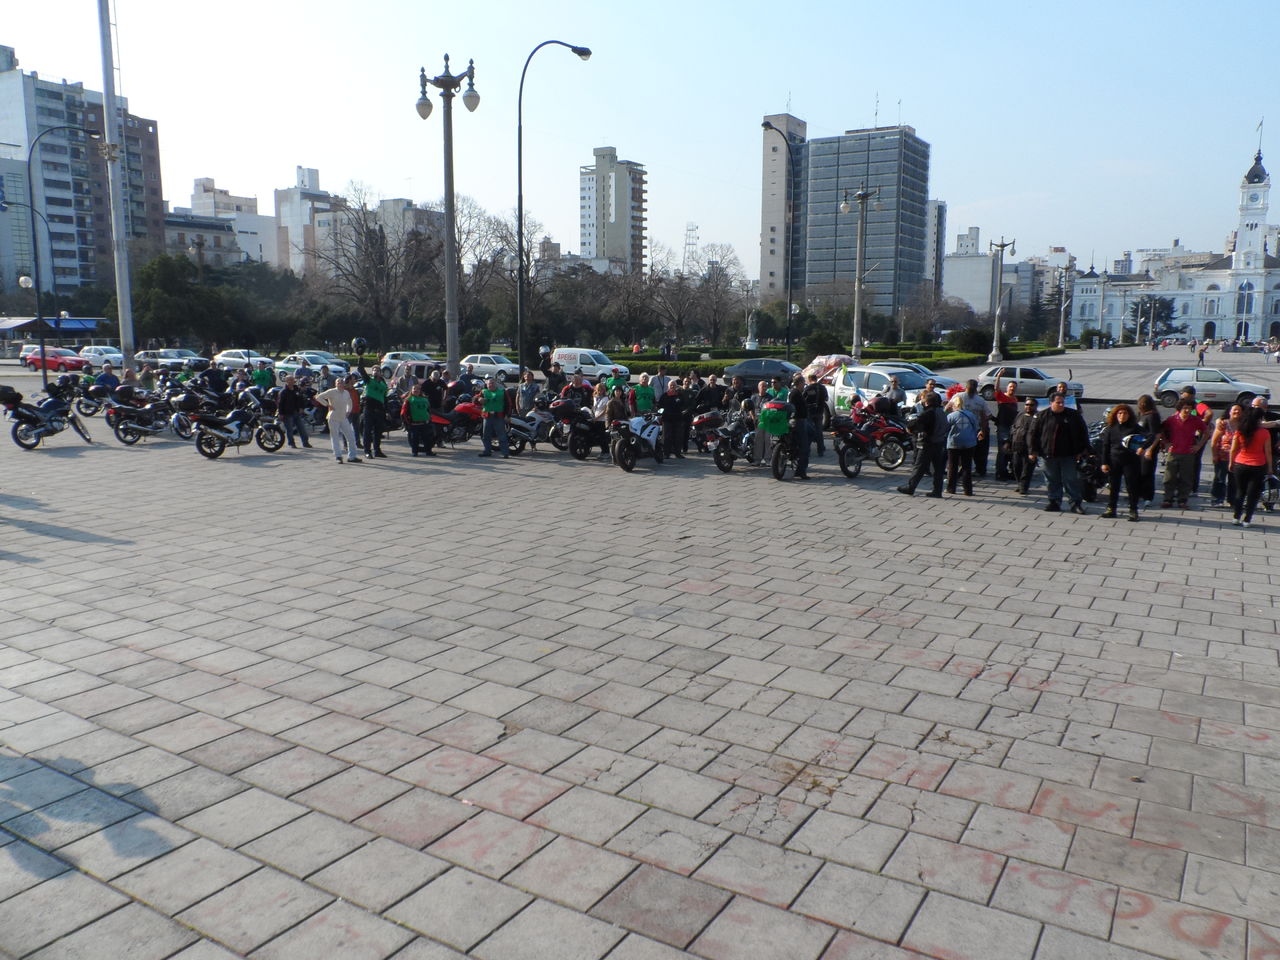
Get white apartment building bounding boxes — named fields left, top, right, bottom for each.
left=579, top=146, right=646, bottom=274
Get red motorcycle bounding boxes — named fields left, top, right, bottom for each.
left=830, top=407, right=912, bottom=475
left=435, top=398, right=484, bottom=444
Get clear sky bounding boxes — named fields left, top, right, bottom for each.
left=6, top=0, right=1277, bottom=279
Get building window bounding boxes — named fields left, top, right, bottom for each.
left=1237, top=282, right=1255, bottom=314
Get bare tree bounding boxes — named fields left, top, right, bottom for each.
left=688, top=242, right=747, bottom=346
left=307, top=185, right=441, bottom=349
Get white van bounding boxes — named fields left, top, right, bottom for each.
left=549, top=347, right=629, bottom=381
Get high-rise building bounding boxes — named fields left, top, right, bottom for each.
left=274, top=167, right=341, bottom=275
left=0, top=44, right=164, bottom=294
left=188, top=178, right=278, bottom=266
left=579, top=146, right=646, bottom=274
left=759, top=114, right=932, bottom=316
left=924, top=200, right=947, bottom=293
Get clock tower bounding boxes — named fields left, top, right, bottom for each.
left=1234, top=150, right=1270, bottom=266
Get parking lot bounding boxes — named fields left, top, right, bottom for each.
left=1, top=347, right=1279, bottom=959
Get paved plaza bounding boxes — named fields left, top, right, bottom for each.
left=1, top=348, right=1280, bottom=959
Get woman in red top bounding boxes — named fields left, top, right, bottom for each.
left=1228, top=408, right=1275, bottom=527
left=1209, top=404, right=1243, bottom=507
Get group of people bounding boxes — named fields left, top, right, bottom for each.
left=896, top=376, right=1276, bottom=526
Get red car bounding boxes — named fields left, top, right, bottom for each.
left=25, top=348, right=90, bottom=372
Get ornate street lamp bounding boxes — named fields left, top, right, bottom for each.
left=417, top=55, right=479, bottom=379
left=988, top=237, right=1015, bottom=362
left=840, top=186, right=880, bottom=364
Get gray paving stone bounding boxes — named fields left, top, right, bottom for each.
left=791, top=862, right=924, bottom=942
left=176, top=867, right=332, bottom=953
left=504, top=835, right=637, bottom=910
left=114, top=836, right=261, bottom=914
left=177, top=787, right=307, bottom=847
left=240, top=811, right=375, bottom=877
left=590, top=864, right=732, bottom=949
left=24, top=901, right=196, bottom=960
left=690, top=895, right=835, bottom=960
left=0, top=870, right=128, bottom=956
left=902, top=892, right=1041, bottom=960
left=250, top=900, right=414, bottom=960
left=307, top=836, right=448, bottom=910
left=387, top=868, right=532, bottom=952
left=473, top=898, right=626, bottom=960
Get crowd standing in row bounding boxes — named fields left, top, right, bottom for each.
left=68, top=352, right=1278, bottom=525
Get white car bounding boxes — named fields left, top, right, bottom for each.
left=976, top=366, right=1084, bottom=400
left=276, top=352, right=349, bottom=381
left=380, top=351, right=434, bottom=371
left=79, top=345, right=123, bottom=366
left=460, top=354, right=521, bottom=383
left=214, top=349, right=275, bottom=370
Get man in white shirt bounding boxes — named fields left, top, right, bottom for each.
left=315, top=376, right=361, bottom=464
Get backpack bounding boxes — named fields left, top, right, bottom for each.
left=947, top=409, right=978, bottom=448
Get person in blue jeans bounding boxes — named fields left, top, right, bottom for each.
left=1030, top=392, right=1090, bottom=513
left=945, top=397, right=979, bottom=495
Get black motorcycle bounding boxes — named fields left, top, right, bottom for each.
left=190, top=387, right=285, bottom=459
left=111, top=385, right=178, bottom=445
left=711, top=411, right=755, bottom=472
left=1, top=377, right=92, bottom=449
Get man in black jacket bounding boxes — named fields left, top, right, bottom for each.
left=787, top=375, right=813, bottom=479
left=277, top=376, right=312, bottom=449
left=1030, top=393, right=1090, bottom=513
left=803, top=374, right=829, bottom=456
left=1010, top=396, right=1040, bottom=494
left=539, top=355, right=567, bottom=394
left=898, top=391, right=946, bottom=497
left=659, top=379, right=686, bottom=458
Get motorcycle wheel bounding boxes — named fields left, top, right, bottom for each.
left=449, top=425, right=468, bottom=444
left=171, top=413, right=194, bottom=441
left=550, top=429, right=569, bottom=452
left=771, top=442, right=789, bottom=480
left=713, top=447, right=734, bottom=473
left=195, top=432, right=226, bottom=459
left=877, top=438, right=907, bottom=470
left=838, top=444, right=864, bottom=479
left=114, top=422, right=142, bottom=445
left=256, top=424, right=286, bottom=452
left=11, top=422, right=40, bottom=450
left=569, top=433, right=591, bottom=460
left=75, top=398, right=101, bottom=417
left=510, top=437, right=527, bottom=456
left=70, top=416, right=92, bottom=444
left=617, top=443, right=637, bottom=472
left=653, top=442, right=664, bottom=464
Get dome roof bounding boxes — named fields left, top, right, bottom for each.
left=1245, top=150, right=1268, bottom=184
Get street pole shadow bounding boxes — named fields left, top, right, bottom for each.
left=0, top=516, right=132, bottom=546
left=0, top=493, right=44, bottom=511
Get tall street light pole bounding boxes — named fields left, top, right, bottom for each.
left=988, top=237, right=1015, bottom=363
left=23, top=124, right=99, bottom=388
left=1056, top=266, right=1072, bottom=349
left=761, top=121, right=795, bottom=361
left=417, top=54, right=479, bottom=379
left=841, top=186, right=879, bottom=364
left=517, top=41, right=590, bottom=377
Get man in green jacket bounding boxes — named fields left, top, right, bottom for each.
left=402, top=383, right=434, bottom=456
left=479, top=377, right=511, bottom=458
left=251, top=359, right=275, bottom=392
left=361, top=367, right=389, bottom=458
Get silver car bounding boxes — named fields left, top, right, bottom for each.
left=976, top=365, right=1084, bottom=400
left=1154, top=367, right=1271, bottom=408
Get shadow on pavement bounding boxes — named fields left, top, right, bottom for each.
left=0, top=493, right=44, bottom=511
left=0, top=515, right=132, bottom=546
left=0, top=754, right=178, bottom=866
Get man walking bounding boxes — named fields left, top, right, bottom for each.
left=994, top=381, right=1019, bottom=481
left=361, top=366, right=389, bottom=458
left=1010, top=396, right=1039, bottom=494
left=898, top=392, right=947, bottom=497
left=803, top=373, right=829, bottom=456
left=277, top=375, right=313, bottom=449
left=478, top=376, right=511, bottom=458
left=1149, top=398, right=1207, bottom=508
left=316, top=375, right=361, bottom=463
left=1030, top=392, right=1090, bottom=513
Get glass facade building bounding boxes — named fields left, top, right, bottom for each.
left=761, top=116, right=931, bottom=317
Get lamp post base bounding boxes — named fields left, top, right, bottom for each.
left=987, top=350, right=1003, bottom=363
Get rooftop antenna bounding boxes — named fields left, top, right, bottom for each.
left=786, top=91, right=792, bottom=114
left=873, top=91, right=879, bottom=129
left=897, top=99, right=902, bottom=126
left=1258, top=116, right=1265, bottom=153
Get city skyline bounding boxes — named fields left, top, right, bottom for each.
left=4, top=0, right=1277, bottom=286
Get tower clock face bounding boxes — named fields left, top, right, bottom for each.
left=1249, top=193, right=1260, bottom=203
